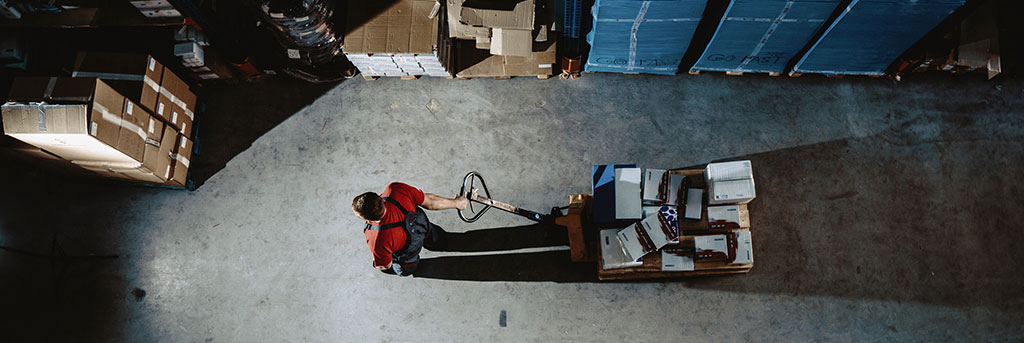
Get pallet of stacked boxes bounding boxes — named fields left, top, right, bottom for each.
left=2, top=77, right=192, bottom=187
left=791, top=0, right=965, bottom=76
left=344, top=0, right=454, bottom=79
left=447, top=0, right=557, bottom=79
left=584, top=0, right=706, bottom=75
left=689, top=0, right=842, bottom=76
left=71, top=52, right=197, bottom=138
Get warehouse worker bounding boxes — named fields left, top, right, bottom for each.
left=352, top=182, right=468, bottom=276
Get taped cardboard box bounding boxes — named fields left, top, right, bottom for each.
left=3, top=77, right=135, bottom=165
left=71, top=52, right=164, bottom=113
left=168, top=132, right=193, bottom=187
left=455, top=39, right=555, bottom=77
left=345, top=0, right=439, bottom=54
left=155, top=69, right=182, bottom=125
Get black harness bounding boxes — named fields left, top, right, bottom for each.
left=364, top=197, right=430, bottom=269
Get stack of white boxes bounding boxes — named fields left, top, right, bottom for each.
left=346, top=53, right=451, bottom=78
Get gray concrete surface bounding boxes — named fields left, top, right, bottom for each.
left=1, top=72, right=1023, bottom=342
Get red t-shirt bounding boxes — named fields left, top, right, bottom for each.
left=365, top=182, right=425, bottom=267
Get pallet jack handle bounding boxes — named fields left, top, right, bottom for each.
left=458, top=171, right=556, bottom=223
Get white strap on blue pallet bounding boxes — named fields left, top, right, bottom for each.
left=627, top=1, right=652, bottom=71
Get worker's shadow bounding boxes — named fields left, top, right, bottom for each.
left=412, top=223, right=598, bottom=282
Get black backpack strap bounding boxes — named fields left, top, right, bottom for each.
left=365, top=222, right=404, bottom=231
left=382, top=197, right=410, bottom=215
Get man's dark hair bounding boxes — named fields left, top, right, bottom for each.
left=353, top=192, right=385, bottom=221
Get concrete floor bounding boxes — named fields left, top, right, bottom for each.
left=1, top=72, right=1023, bottom=342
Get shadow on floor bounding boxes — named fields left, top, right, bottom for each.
left=0, top=163, right=144, bottom=341
left=189, top=75, right=341, bottom=186
left=678, top=130, right=1024, bottom=311
left=412, top=223, right=598, bottom=282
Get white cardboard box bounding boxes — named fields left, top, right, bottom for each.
left=600, top=229, right=643, bottom=270
left=661, top=248, right=695, bottom=271
left=617, top=211, right=676, bottom=261
left=732, top=231, right=753, bottom=264
left=708, top=205, right=747, bottom=229
left=684, top=188, right=702, bottom=220
left=642, top=168, right=684, bottom=205
left=614, top=167, right=642, bottom=220
left=694, top=234, right=728, bottom=261
left=706, top=160, right=756, bottom=205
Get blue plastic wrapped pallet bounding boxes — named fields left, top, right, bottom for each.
left=585, top=0, right=707, bottom=75
left=792, top=0, right=964, bottom=76
left=690, top=0, right=841, bottom=75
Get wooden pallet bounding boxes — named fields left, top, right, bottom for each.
left=361, top=75, right=430, bottom=81
left=689, top=70, right=782, bottom=77
left=453, top=74, right=551, bottom=80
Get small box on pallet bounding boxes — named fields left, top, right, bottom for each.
left=168, top=131, right=193, bottom=187
left=705, top=160, right=756, bottom=205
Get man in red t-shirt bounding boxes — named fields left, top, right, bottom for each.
left=352, top=182, right=467, bottom=275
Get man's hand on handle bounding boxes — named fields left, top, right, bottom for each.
left=422, top=193, right=469, bottom=211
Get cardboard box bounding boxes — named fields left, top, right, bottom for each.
left=3, top=77, right=175, bottom=184
left=642, top=168, right=684, bottom=205
left=705, top=160, right=756, bottom=205
left=708, top=205, right=749, bottom=230
left=683, top=188, right=702, bottom=220
left=730, top=231, right=753, bottom=264
left=600, top=229, right=643, bottom=270
left=71, top=52, right=164, bottom=113
left=115, top=98, right=148, bottom=162
left=661, top=248, right=695, bottom=271
left=345, top=0, right=439, bottom=54
left=459, top=0, right=534, bottom=30
left=490, top=28, right=532, bottom=56
left=455, top=39, right=556, bottom=77
left=591, top=164, right=641, bottom=223
left=617, top=210, right=676, bottom=261
left=694, top=234, right=729, bottom=262
left=2, top=78, right=139, bottom=165
left=168, top=132, right=193, bottom=186
left=155, top=68, right=182, bottom=124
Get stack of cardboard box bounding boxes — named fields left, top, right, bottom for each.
left=1, top=53, right=196, bottom=187
left=447, top=0, right=556, bottom=78
left=343, top=0, right=453, bottom=78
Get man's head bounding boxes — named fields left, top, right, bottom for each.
left=352, top=192, right=385, bottom=221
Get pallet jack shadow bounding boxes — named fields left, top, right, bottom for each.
left=413, top=223, right=598, bottom=282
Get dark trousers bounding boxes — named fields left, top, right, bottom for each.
left=388, top=222, right=448, bottom=276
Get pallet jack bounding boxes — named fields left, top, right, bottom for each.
left=457, top=171, right=565, bottom=224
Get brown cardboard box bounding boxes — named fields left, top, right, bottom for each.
left=116, top=98, right=148, bottom=162
left=459, top=0, right=534, bottom=30
left=447, top=0, right=491, bottom=39
left=71, top=52, right=164, bottom=112
left=168, top=132, right=192, bottom=187
left=345, top=0, right=439, bottom=54
left=155, top=68, right=183, bottom=124
left=169, top=82, right=195, bottom=137
left=490, top=28, right=532, bottom=56
left=2, top=77, right=163, bottom=178
left=455, top=38, right=556, bottom=77
left=158, top=125, right=177, bottom=182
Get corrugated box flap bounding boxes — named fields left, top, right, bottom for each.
left=460, top=0, right=534, bottom=29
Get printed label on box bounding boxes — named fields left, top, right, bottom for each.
left=126, top=102, right=134, bottom=114
left=287, top=49, right=301, bottom=59
left=148, top=119, right=156, bottom=134
left=149, top=57, right=156, bottom=71
left=157, top=103, right=164, bottom=115
left=662, top=248, right=695, bottom=271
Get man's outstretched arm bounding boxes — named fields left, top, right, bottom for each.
left=421, top=193, right=468, bottom=211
